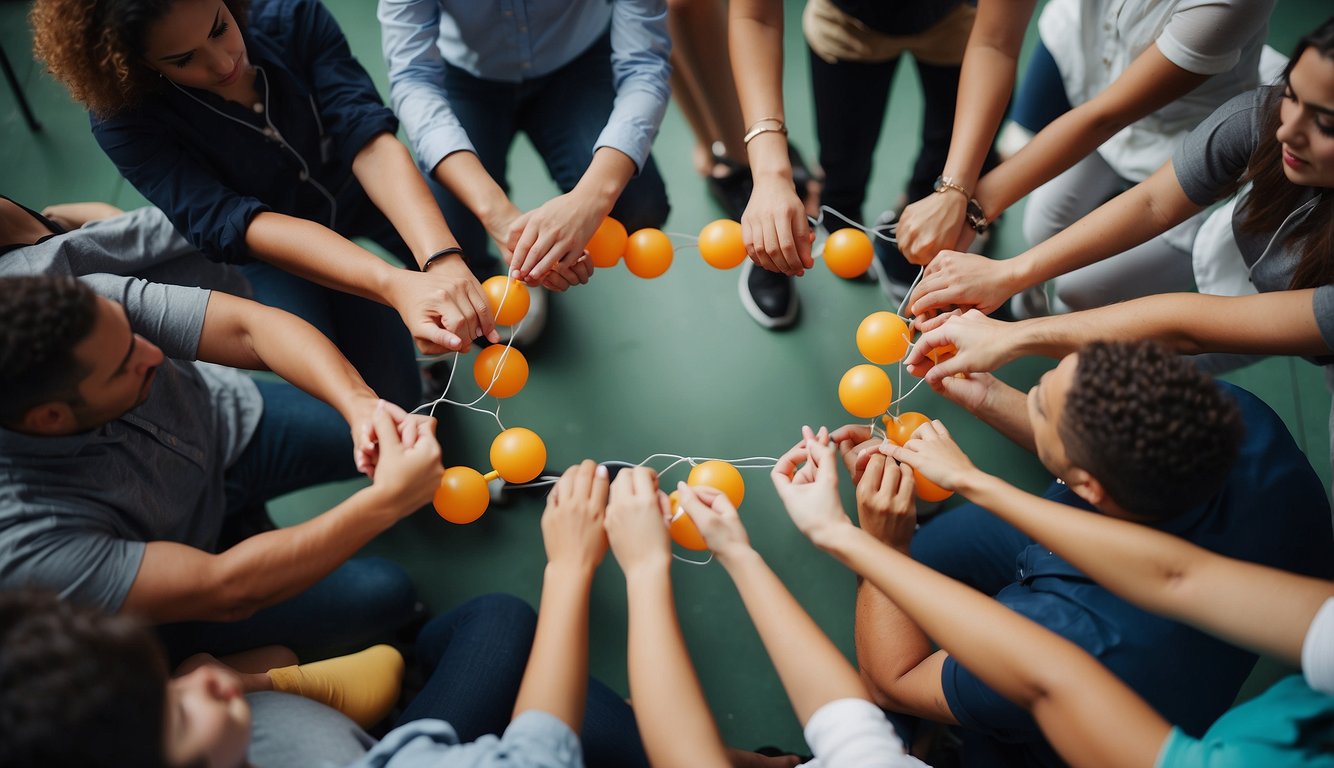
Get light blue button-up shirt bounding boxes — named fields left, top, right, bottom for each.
left=378, top=0, right=670, bottom=175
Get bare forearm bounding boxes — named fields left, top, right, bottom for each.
left=852, top=579, right=936, bottom=712
left=433, top=151, right=514, bottom=230
left=353, top=133, right=459, bottom=268
left=513, top=564, right=593, bottom=730
left=624, top=567, right=730, bottom=767
left=720, top=548, right=868, bottom=724
left=572, top=148, right=636, bottom=216
left=730, top=1, right=790, bottom=179
left=244, top=212, right=397, bottom=304
left=964, top=379, right=1037, bottom=452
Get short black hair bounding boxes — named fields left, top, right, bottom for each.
left=0, top=590, right=170, bottom=767
left=0, top=276, right=99, bottom=426
left=1059, top=341, right=1243, bottom=518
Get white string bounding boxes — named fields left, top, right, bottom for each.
left=807, top=204, right=898, bottom=245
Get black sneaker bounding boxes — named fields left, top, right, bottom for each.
left=870, top=209, right=919, bottom=309
left=706, top=158, right=754, bottom=222
left=739, top=260, right=799, bottom=329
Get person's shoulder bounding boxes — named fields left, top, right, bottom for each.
left=246, top=0, right=334, bottom=41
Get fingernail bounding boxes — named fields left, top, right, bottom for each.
left=596, top=465, right=608, bottom=478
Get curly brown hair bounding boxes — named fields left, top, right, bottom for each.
left=1059, top=341, right=1243, bottom=519
left=0, top=276, right=98, bottom=426
left=30, top=0, right=250, bottom=117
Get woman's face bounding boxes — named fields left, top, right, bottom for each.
left=1277, top=48, right=1334, bottom=188
left=162, top=664, right=252, bottom=768
left=142, top=0, right=249, bottom=96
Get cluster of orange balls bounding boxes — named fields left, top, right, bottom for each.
left=838, top=311, right=955, bottom=503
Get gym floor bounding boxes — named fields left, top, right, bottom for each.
left=2, top=0, right=1328, bottom=753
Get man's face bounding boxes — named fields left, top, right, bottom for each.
left=68, top=297, right=165, bottom=430
left=1026, top=353, right=1080, bottom=481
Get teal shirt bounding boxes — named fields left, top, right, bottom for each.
left=1155, top=676, right=1334, bottom=767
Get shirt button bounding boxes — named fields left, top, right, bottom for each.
left=299, top=170, right=309, bottom=181
left=263, top=127, right=277, bottom=139
left=252, top=102, right=264, bottom=114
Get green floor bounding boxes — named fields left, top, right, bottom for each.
left=2, top=0, right=1329, bottom=753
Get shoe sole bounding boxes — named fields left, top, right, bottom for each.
left=738, top=262, right=800, bottom=330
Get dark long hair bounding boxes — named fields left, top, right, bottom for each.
left=1236, top=16, right=1334, bottom=290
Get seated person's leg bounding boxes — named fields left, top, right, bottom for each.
left=912, top=498, right=1040, bottom=594
left=580, top=677, right=650, bottom=768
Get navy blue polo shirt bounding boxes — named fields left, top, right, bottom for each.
left=937, top=382, right=1334, bottom=767
left=92, top=0, right=398, bottom=264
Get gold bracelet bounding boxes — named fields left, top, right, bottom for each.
left=932, top=175, right=971, bottom=199
left=743, top=117, right=787, bottom=145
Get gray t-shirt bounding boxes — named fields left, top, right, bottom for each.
left=1172, top=86, right=1334, bottom=355
left=0, top=210, right=262, bottom=610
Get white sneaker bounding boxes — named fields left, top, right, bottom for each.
left=496, top=286, right=547, bottom=348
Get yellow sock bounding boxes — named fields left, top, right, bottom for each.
left=267, top=644, right=404, bottom=729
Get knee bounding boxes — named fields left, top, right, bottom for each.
left=1051, top=272, right=1105, bottom=312
left=463, top=593, right=538, bottom=636
left=611, top=170, right=670, bottom=232
left=1022, top=201, right=1063, bottom=248
left=344, top=557, right=419, bottom=630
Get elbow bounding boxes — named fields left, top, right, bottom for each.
left=206, top=569, right=270, bottom=622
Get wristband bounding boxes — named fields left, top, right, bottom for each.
left=422, top=246, right=464, bottom=272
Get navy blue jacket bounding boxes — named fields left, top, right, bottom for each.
left=92, top=0, right=398, bottom=263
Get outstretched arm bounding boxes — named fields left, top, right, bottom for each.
left=604, top=467, right=730, bottom=768
left=891, top=422, right=1334, bottom=665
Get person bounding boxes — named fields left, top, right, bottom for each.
left=0, top=268, right=437, bottom=661
left=892, top=0, right=1275, bottom=316
left=832, top=340, right=1333, bottom=765
left=32, top=0, right=501, bottom=409
left=770, top=428, right=1334, bottom=768
left=377, top=0, right=670, bottom=314
left=603, top=461, right=923, bottom=767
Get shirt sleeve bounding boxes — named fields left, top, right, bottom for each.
left=352, top=711, right=581, bottom=768
left=802, top=698, right=928, bottom=768
left=940, top=655, right=1046, bottom=742
left=80, top=274, right=210, bottom=361
left=1302, top=597, right=1334, bottom=696
left=285, top=0, right=400, bottom=169
left=92, top=113, right=271, bottom=264
left=1156, top=0, right=1276, bottom=76
left=1172, top=88, right=1266, bottom=206
left=600, top=0, right=672, bottom=173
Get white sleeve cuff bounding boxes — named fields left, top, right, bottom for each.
left=1302, top=597, right=1334, bottom=695
left=802, top=698, right=929, bottom=768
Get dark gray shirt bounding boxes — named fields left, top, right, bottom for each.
left=1172, top=86, right=1334, bottom=355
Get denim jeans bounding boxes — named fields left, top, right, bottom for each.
left=241, top=261, right=420, bottom=408
left=1009, top=42, right=1071, bottom=134
left=157, top=380, right=420, bottom=663
left=399, top=594, right=650, bottom=768
left=425, top=33, right=670, bottom=274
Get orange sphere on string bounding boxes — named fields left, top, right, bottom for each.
left=481, top=276, right=530, bottom=326
left=839, top=364, right=893, bottom=418
left=913, top=468, right=954, bottom=502
left=434, top=466, right=490, bottom=524
left=623, top=228, right=674, bottom=278
left=697, top=219, right=747, bottom=269
left=473, top=345, right=529, bottom=398
left=823, top=228, right=874, bottom=279
left=883, top=412, right=931, bottom=446
left=585, top=217, right=628, bottom=268
left=668, top=491, right=709, bottom=551
left=490, top=427, right=546, bottom=484
left=857, top=312, right=911, bottom=365
left=687, top=460, right=745, bottom=507
left=927, top=343, right=958, bottom=365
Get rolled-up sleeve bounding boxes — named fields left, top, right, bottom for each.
left=379, top=0, right=477, bottom=174
left=92, top=114, right=270, bottom=264
left=598, top=0, right=671, bottom=173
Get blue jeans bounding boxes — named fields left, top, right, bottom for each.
left=426, top=33, right=670, bottom=273
left=158, top=381, right=420, bottom=663
left=241, top=261, right=420, bottom=408
left=1009, top=41, right=1071, bottom=134
left=399, top=594, right=650, bottom=768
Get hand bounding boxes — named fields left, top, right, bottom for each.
left=541, top=460, right=611, bottom=573
left=536, top=249, right=594, bottom=293
left=40, top=201, right=125, bottom=229
left=896, top=192, right=975, bottom=266
left=890, top=419, right=981, bottom=495
left=741, top=171, right=814, bottom=276
left=676, top=483, right=752, bottom=562
left=908, top=250, right=1021, bottom=317
left=905, top=309, right=1018, bottom=383
left=605, top=466, right=673, bottom=576
left=930, top=370, right=1001, bottom=415
left=771, top=428, right=851, bottom=547
left=368, top=405, right=442, bottom=515
left=852, top=452, right=916, bottom=552
left=829, top=424, right=885, bottom=485
left=393, top=258, right=499, bottom=354
left=480, top=199, right=524, bottom=265
left=506, top=190, right=604, bottom=286
left=347, top=397, right=413, bottom=477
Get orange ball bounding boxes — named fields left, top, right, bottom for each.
left=668, top=491, right=709, bottom=551
left=883, top=412, right=932, bottom=446
left=913, top=467, right=954, bottom=503
left=585, top=217, right=628, bottom=268
left=473, top=345, right=529, bottom=398
left=490, top=427, right=546, bottom=484
left=624, top=228, right=674, bottom=278
left=697, top=219, right=747, bottom=269
left=857, top=312, right=911, bottom=365
left=839, top=364, right=893, bottom=418
left=687, top=460, right=745, bottom=508
left=434, top=466, right=490, bottom=524
left=926, top=343, right=957, bottom=364
left=824, top=228, right=874, bottom=279
left=481, top=276, right=531, bottom=326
